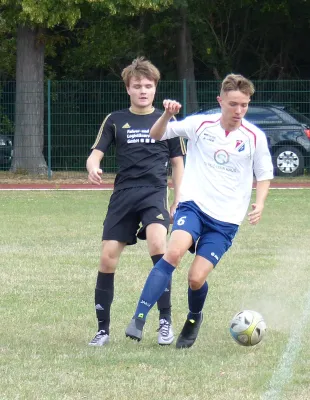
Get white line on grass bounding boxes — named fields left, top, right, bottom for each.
left=261, top=289, right=310, bottom=400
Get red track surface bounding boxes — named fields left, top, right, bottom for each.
left=0, top=183, right=113, bottom=189
left=0, top=182, right=310, bottom=189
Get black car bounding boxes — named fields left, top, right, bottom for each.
left=201, top=105, right=310, bottom=176
left=0, top=134, right=13, bottom=168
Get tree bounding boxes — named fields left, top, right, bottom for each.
left=0, top=0, right=173, bottom=174
left=189, top=0, right=310, bottom=80
left=14, top=25, right=46, bottom=173
left=176, top=3, right=198, bottom=114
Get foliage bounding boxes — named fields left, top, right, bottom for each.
left=0, top=0, right=310, bottom=79
left=0, top=0, right=173, bottom=27
left=0, top=15, right=16, bottom=79
left=0, top=109, right=14, bottom=136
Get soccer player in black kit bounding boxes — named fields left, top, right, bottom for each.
left=86, top=57, right=186, bottom=346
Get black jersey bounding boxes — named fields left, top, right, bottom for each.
left=91, top=107, right=186, bottom=190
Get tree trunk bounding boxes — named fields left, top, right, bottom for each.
left=11, top=25, right=47, bottom=174
left=176, top=7, right=198, bottom=115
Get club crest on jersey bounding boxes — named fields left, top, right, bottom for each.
left=235, top=140, right=245, bottom=152
left=214, top=149, right=229, bottom=165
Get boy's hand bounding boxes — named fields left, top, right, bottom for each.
left=88, top=168, right=103, bottom=185
left=163, top=99, right=182, bottom=116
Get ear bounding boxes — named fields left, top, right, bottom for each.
left=217, top=95, right=222, bottom=106
left=126, top=86, right=131, bottom=95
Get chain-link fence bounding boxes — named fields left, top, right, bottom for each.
left=1, top=79, right=310, bottom=178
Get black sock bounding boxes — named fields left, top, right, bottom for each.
left=151, top=254, right=172, bottom=323
left=94, top=271, right=114, bottom=334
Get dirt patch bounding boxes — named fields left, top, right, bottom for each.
left=0, top=171, right=310, bottom=188
left=0, top=171, right=116, bottom=185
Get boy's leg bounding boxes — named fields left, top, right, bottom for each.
left=176, top=222, right=238, bottom=349
left=89, top=271, right=114, bottom=346
left=151, top=253, right=174, bottom=345
left=137, top=189, right=173, bottom=344
left=152, top=254, right=172, bottom=322
left=89, top=190, right=137, bottom=347
left=125, top=230, right=193, bottom=342
left=125, top=258, right=176, bottom=341
left=89, top=240, right=126, bottom=347
left=137, top=188, right=172, bottom=323
left=176, top=255, right=212, bottom=349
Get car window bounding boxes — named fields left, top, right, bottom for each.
left=201, top=106, right=308, bottom=127
left=202, top=106, right=283, bottom=126
left=202, top=107, right=220, bottom=115
left=285, top=107, right=310, bottom=127
left=245, top=107, right=282, bottom=125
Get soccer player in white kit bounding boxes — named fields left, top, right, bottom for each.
left=125, top=73, right=274, bottom=348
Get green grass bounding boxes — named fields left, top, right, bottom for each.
left=1, top=190, right=310, bottom=400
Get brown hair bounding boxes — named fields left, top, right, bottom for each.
left=220, top=73, right=255, bottom=96
left=121, top=57, right=160, bottom=87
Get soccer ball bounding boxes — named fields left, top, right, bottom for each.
left=229, top=310, right=266, bottom=346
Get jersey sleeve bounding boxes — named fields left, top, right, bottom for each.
left=161, top=115, right=197, bottom=141
left=253, top=130, right=274, bottom=181
left=91, top=114, right=115, bottom=153
left=167, top=137, right=187, bottom=158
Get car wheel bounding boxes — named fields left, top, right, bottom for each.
left=272, top=146, right=304, bottom=177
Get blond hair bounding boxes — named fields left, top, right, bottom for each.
left=221, top=74, right=255, bottom=96
left=121, top=57, right=160, bottom=87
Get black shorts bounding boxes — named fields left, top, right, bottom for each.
left=102, top=186, right=170, bottom=245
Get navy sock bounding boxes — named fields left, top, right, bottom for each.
left=187, top=281, right=208, bottom=321
left=134, top=259, right=175, bottom=321
left=151, top=254, right=172, bottom=322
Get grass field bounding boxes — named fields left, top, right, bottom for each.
left=1, top=189, right=310, bottom=400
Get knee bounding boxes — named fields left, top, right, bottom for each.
left=149, top=241, right=166, bottom=256
left=146, top=224, right=167, bottom=255
left=188, top=274, right=204, bottom=291
left=164, top=248, right=183, bottom=267
left=99, top=251, right=119, bottom=273
left=147, top=235, right=166, bottom=255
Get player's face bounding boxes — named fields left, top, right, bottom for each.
left=217, top=90, right=250, bottom=129
left=127, top=77, right=156, bottom=112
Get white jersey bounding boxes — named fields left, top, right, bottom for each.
left=161, top=113, right=274, bottom=225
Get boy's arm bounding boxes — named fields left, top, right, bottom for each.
left=169, top=156, right=184, bottom=220
left=86, top=149, right=104, bottom=185
left=150, top=100, right=182, bottom=140
left=248, top=179, right=271, bottom=225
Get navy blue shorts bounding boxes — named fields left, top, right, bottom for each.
left=171, top=201, right=239, bottom=266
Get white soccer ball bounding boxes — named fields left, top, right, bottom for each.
left=229, top=310, right=266, bottom=346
